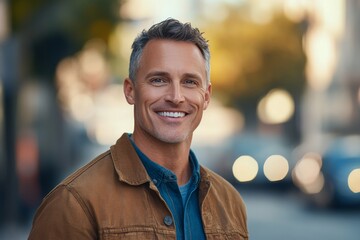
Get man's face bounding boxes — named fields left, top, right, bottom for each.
left=124, top=39, right=211, bottom=144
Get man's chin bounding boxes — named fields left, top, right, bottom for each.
left=155, top=133, right=191, bottom=144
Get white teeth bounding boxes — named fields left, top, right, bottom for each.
left=158, top=112, right=185, bottom=118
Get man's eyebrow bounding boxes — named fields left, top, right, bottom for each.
left=145, top=71, right=204, bottom=81
left=145, top=71, right=170, bottom=79
left=183, top=73, right=202, bottom=80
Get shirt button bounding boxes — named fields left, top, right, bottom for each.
left=163, top=215, right=173, bottom=226
left=152, top=179, right=158, bottom=185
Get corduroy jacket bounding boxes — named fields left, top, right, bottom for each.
left=29, top=133, right=248, bottom=239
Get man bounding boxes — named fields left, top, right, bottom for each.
left=29, top=18, right=248, bottom=239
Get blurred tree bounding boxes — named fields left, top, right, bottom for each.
left=11, top=0, right=119, bottom=41
left=10, top=0, right=120, bottom=78
left=2, top=0, right=121, bottom=225
left=205, top=8, right=306, bottom=126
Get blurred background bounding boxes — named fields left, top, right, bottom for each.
left=1, top=0, right=360, bottom=239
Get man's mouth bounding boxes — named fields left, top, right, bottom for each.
left=157, top=111, right=186, bottom=118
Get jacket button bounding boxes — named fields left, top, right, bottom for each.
left=163, top=215, right=173, bottom=226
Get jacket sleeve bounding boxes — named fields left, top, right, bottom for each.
left=28, top=185, right=97, bottom=240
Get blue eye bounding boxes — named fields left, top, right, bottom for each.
left=150, top=78, right=166, bottom=86
left=152, top=78, right=163, bottom=83
left=184, top=79, right=198, bottom=87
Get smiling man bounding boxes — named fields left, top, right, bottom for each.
left=29, top=18, right=248, bottom=240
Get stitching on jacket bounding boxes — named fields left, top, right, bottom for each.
left=65, top=185, right=97, bottom=230
left=63, top=150, right=111, bottom=185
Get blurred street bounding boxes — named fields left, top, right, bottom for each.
left=241, top=189, right=360, bottom=240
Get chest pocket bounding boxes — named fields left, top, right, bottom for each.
left=206, top=232, right=248, bottom=240
left=100, top=227, right=176, bottom=240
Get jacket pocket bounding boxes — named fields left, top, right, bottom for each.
left=100, top=227, right=176, bottom=240
left=206, top=232, right=248, bottom=240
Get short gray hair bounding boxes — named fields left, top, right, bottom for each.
left=129, top=18, right=210, bottom=83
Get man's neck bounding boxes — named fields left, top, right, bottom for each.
left=131, top=133, right=192, bottom=185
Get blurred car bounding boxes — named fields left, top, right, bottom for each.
left=292, top=135, right=360, bottom=208
left=211, top=132, right=296, bottom=188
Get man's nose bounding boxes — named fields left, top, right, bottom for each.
left=164, top=83, right=185, bottom=104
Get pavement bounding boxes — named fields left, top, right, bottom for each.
left=241, top=189, right=360, bottom=240
left=0, top=223, right=30, bottom=240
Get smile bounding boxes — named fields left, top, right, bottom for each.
left=157, top=111, right=186, bottom=118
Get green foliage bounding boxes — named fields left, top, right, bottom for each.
left=11, top=0, right=119, bottom=43
left=60, top=0, right=120, bottom=44
left=11, top=0, right=44, bottom=29
left=10, top=0, right=120, bottom=78
left=204, top=9, right=306, bottom=110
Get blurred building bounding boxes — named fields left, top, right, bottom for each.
left=336, top=0, right=360, bottom=133
left=291, top=0, right=360, bottom=206
left=300, top=0, right=360, bottom=150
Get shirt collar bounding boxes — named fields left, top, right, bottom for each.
left=129, top=134, right=201, bottom=185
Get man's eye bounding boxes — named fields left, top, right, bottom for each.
left=184, top=79, right=198, bottom=87
left=150, top=78, right=166, bottom=85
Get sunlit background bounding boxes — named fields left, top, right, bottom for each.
left=1, top=0, right=360, bottom=239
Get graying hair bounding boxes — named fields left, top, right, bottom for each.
left=129, top=18, right=210, bottom=84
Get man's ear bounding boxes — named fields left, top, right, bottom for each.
left=123, top=78, right=135, bottom=105
left=203, top=83, right=212, bottom=110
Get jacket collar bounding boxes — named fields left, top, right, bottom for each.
left=110, top=133, right=151, bottom=185
left=110, top=133, right=211, bottom=188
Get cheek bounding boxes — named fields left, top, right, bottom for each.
left=137, top=87, right=165, bottom=101
left=184, top=90, right=207, bottom=107
left=135, top=89, right=163, bottom=115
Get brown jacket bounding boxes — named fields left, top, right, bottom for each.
left=29, top=134, right=248, bottom=239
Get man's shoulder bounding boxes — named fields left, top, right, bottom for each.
left=61, top=150, right=114, bottom=187
left=40, top=150, right=116, bottom=208
left=29, top=150, right=115, bottom=239
left=49, top=150, right=114, bottom=195
left=200, top=165, right=248, bottom=237
left=60, top=133, right=132, bottom=188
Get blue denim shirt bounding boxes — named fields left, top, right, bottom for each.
left=129, top=137, right=206, bottom=240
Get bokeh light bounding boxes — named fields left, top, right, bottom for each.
left=305, top=29, right=336, bottom=91
left=68, top=93, right=94, bottom=122
left=283, top=0, right=307, bottom=22
left=78, top=48, right=108, bottom=90
left=232, top=155, right=259, bottom=182
left=293, top=153, right=322, bottom=185
left=301, top=172, right=325, bottom=194
left=86, top=84, right=134, bottom=145
left=348, top=168, right=360, bottom=193
left=263, top=155, right=289, bottom=182
left=193, top=100, right=245, bottom=146
left=257, top=89, right=295, bottom=124
left=292, top=153, right=324, bottom=194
